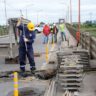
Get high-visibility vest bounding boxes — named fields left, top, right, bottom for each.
left=59, top=24, right=65, bottom=32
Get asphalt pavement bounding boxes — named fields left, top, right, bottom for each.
left=0, top=27, right=96, bottom=96
left=0, top=33, right=52, bottom=71
left=0, top=26, right=75, bottom=96
left=0, top=32, right=55, bottom=96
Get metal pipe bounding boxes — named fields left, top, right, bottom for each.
left=78, top=0, right=81, bottom=32
left=26, top=8, right=27, bottom=19
left=4, top=0, right=7, bottom=26
left=70, top=0, right=72, bottom=25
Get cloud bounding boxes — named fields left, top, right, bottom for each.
left=0, top=0, right=96, bottom=24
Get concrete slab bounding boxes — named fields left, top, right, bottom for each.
left=55, top=71, right=96, bottom=96
left=79, top=72, right=96, bottom=96
left=90, top=60, right=96, bottom=68
left=0, top=79, right=49, bottom=96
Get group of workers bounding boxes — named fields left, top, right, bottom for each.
left=42, top=22, right=66, bottom=44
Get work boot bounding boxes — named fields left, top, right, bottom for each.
left=19, top=71, right=28, bottom=77
left=30, top=67, right=36, bottom=74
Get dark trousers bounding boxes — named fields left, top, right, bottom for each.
left=61, top=32, right=66, bottom=41
left=51, top=33, right=57, bottom=43
left=54, top=33, right=57, bottom=43
left=43, top=35, right=48, bottom=44
left=51, top=33, right=54, bottom=43
left=19, top=43, right=35, bottom=72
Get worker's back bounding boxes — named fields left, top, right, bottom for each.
left=53, top=26, right=58, bottom=34
left=59, top=23, right=65, bottom=32
left=43, top=25, right=50, bottom=36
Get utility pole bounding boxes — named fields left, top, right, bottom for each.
left=78, top=0, right=80, bottom=32
left=76, top=0, right=81, bottom=47
left=36, top=10, right=42, bottom=25
left=4, top=0, right=7, bottom=26
left=89, top=12, right=92, bottom=22
left=70, top=0, right=72, bottom=25
left=67, top=6, right=70, bottom=23
left=20, top=9, right=23, bottom=17
left=26, top=8, right=27, bottom=19
left=37, top=12, right=39, bottom=25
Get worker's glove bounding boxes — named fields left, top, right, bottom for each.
left=24, top=37, right=29, bottom=42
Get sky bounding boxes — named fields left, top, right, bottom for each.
left=0, top=0, right=96, bottom=25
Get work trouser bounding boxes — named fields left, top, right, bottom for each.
left=43, top=35, right=49, bottom=44
left=61, top=32, right=66, bottom=41
left=54, top=33, right=57, bottom=43
left=19, top=43, right=35, bottom=72
left=51, top=33, right=54, bottom=43
left=51, top=33, right=57, bottom=43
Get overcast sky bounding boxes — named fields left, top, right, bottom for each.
left=0, top=0, right=96, bottom=25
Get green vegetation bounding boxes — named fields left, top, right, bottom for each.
left=0, top=25, right=8, bottom=36
left=73, top=21, right=96, bottom=37
left=80, top=27, right=96, bottom=37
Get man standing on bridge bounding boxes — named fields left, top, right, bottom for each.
left=53, top=23, right=58, bottom=43
left=16, top=18, right=36, bottom=76
left=43, top=24, right=50, bottom=44
left=59, top=22, right=66, bottom=41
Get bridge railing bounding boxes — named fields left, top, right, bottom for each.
left=66, top=23, right=77, bottom=39
left=80, top=32, right=96, bottom=59
left=66, top=23, right=96, bottom=59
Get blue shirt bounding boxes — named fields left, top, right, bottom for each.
left=17, top=24, right=36, bottom=45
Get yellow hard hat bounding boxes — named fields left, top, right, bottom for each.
left=27, top=22, right=35, bottom=31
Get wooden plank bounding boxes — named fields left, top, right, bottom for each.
left=58, top=74, right=82, bottom=77
left=59, top=78, right=82, bottom=81
left=91, top=51, right=96, bottom=59
left=60, top=83, right=82, bottom=86
left=91, top=44, right=96, bottom=53
left=91, top=37, right=96, bottom=45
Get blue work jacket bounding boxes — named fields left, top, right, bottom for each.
left=17, top=24, right=36, bottom=46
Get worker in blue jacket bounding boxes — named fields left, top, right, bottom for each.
left=17, top=18, right=36, bottom=76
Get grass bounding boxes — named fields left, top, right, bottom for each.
left=80, top=27, right=96, bottom=37
left=67, top=23, right=96, bottom=37
left=0, top=31, right=8, bottom=36
left=0, top=26, right=8, bottom=36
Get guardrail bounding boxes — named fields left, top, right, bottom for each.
left=66, top=23, right=96, bottom=59
left=66, top=23, right=77, bottom=39
left=80, top=32, right=96, bottom=59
